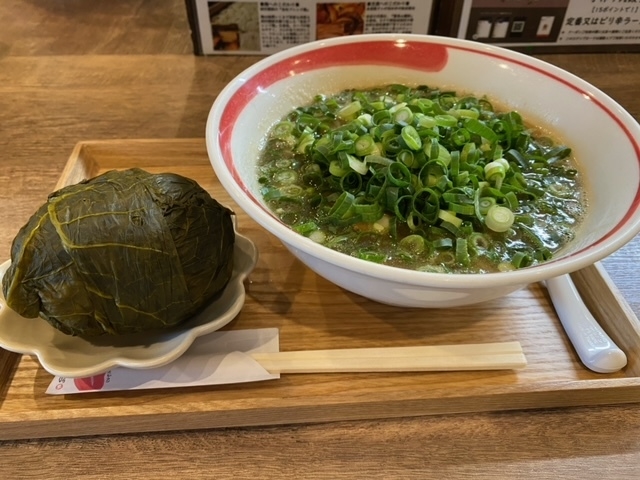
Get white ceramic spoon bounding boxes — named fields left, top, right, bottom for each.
left=545, top=274, right=627, bottom=373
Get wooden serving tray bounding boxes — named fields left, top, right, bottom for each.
left=2, top=138, right=640, bottom=441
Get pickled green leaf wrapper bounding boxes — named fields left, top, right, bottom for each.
left=2, top=168, right=235, bottom=337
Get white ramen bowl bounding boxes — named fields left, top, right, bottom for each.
left=206, top=34, right=640, bottom=308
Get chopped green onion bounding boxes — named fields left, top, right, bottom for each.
left=372, top=110, right=391, bottom=124
left=357, top=113, right=374, bottom=128
left=416, top=114, right=437, bottom=128
left=275, top=170, right=298, bottom=184
left=504, top=191, right=519, bottom=210
left=340, top=171, right=362, bottom=193
left=485, top=205, right=515, bottom=232
left=401, top=125, right=422, bottom=151
left=329, top=160, right=348, bottom=177
left=468, top=232, right=490, bottom=251
left=511, top=251, right=532, bottom=268
left=448, top=202, right=475, bottom=216
left=412, top=188, right=440, bottom=224
left=296, top=132, right=315, bottom=153
left=435, top=114, right=458, bottom=127
left=484, top=160, right=508, bottom=188
left=455, top=238, right=470, bottom=266
left=399, top=234, right=426, bottom=254
left=433, top=238, right=453, bottom=249
left=452, top=108, right=479, bottom=120
left=337, top=101, right=362, bottom=120
left=440, top=221, right=460, bottom=236
left=387, top=162, right=412, bottom=187
left=365, top=154, right=394, bottom=167
left=465, top=118, right=498, bottom=143
left=346, top=153, right=369, bottom=175
left=328, top=191, right=355, bottom=220
left=357, top=250, right=387, bottom=263
left=355, top=134, right=377, bottom=156
left=308, top=230, right=326, bottom=244
left=438, top=209, right=462, bottom=228
left=397, top=150, right=417, bottom=168
left=392, top=105, right=414, bottom=125
left=293, top=221, right=319, bottom=236
left=272, top=121, right=295, bottom=138
left=353, top=198, right=384, bottom=223
left=478, top=196, right=497, bottom=215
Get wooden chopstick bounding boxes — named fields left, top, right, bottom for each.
left=250, top=342, right=527, bottom=374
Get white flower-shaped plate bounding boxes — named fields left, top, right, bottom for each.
left=0, top=230, right=257, bottom=378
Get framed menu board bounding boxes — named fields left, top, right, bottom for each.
left=185, top=1, right=436, bottom=55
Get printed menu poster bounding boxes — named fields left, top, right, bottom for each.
left=559, top=0, right=640, bottom=45
left=456, top=0, right=640, bottom=47
left=193, top=1, right=435, bottom=55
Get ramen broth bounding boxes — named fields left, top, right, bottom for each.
left=257, top=84, right=586, bottom=274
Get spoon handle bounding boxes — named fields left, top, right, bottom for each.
left=546, top=274, right=627, bottom=373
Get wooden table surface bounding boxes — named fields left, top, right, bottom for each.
left=1, top=1, right=640, bottom=478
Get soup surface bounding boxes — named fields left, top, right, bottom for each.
left=257, top=84, right=586, bottom=273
